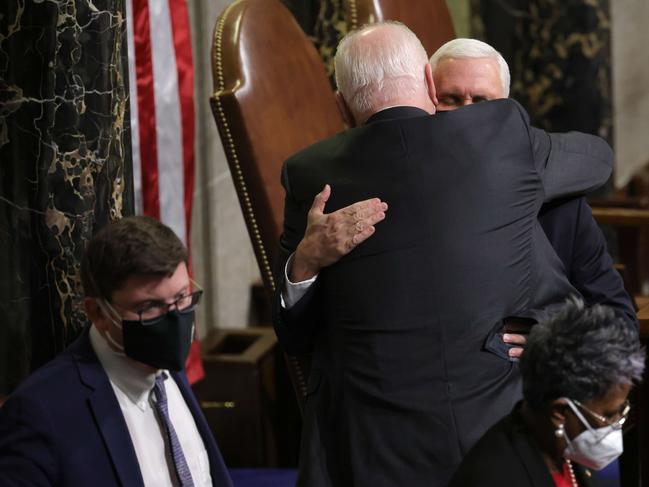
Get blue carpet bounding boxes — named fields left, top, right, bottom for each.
left=229, top=469, right=297, bottom=487
left=228, top=463, right=618, bottom=487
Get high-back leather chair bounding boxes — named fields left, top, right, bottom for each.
left=345, top=0, right=455, bottom=55
left=210, top=0, right=345, bottom=407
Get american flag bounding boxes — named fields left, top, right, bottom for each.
left=125, top=0, right=204, bottom=383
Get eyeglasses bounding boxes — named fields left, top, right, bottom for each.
left=108, top=281, right=204, bottom=325
left=572, top=399, right=631, bottom=431
left=135, top=289, right=203, bottom=324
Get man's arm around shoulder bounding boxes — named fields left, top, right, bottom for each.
left=507, top=99, right=613, bottom=202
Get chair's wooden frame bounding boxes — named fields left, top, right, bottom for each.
left=210, top=0, right=345, bottom=411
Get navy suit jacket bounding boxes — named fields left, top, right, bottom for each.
left=539, top=196, right=637, bottom=328
left=0, top=328, right=233, bottom=487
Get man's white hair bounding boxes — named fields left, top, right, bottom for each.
left=334, top=22, right=429, bottom=119
left=429, top=38, right=510, bottom=97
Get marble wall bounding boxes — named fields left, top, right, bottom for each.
left=0, top=0, right=131, bottom=393
left=472, top=0, right=612, bottom=143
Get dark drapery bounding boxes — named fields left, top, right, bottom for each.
left=471, top=0, right=612, bottom=142
left=0, top=0, right=132, bottom=394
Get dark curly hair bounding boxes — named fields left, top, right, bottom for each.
left=80, top=216, right=188, bottom=300
left=520, top=297, right=645, bottom=410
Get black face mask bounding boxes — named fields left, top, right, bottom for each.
left=120, top=309, right=194, bottom=371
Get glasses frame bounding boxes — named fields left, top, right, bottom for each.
left=572, top=398, right=631, bottom=431
left=107, top=280, right=204, bottom=325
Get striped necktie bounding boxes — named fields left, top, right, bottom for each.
left=153, top=373, right=195, bottom=487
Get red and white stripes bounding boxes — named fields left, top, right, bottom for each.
left=125, top=0, right=203, bottom=383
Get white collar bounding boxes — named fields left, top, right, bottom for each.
left=89, top=325, right=165, bottom=411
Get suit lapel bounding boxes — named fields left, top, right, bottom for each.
left=72, top=330, right=145, bottom=487
left=505, top=411, right=557, bottom=487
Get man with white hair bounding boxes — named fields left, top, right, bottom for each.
left=429, top=38, right=511, bottom=108
left=429, top=38, right=637, bottom=343
left=273, top=22, right=613, bottom=486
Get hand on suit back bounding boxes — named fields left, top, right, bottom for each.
left=502, top=320, right=532, bottom=358
left=289, top=184, right=388, bottom=282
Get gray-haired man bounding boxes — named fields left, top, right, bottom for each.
left=430, top=38, right=637, bottom=352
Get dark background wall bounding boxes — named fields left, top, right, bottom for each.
left=0, top=0, right=132, bottom=394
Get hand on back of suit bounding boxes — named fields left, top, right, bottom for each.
left=289, top=184, right=388, bottom=282
left=502, top=320, right=532, bottom=359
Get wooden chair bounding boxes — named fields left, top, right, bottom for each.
left=591, top=203, right=649, bottom=297
left=344, top=0, right=455, bottom=55
left=210, top=0, right=345, bottom=409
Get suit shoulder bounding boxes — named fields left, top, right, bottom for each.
left=284, top=130, right=349, bottom=169
left=449, top=415, right=526, bottom=486
left=6, top=346, right=88, bottom=412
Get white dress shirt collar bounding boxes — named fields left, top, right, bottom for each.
left=89, top=325, right=161, bottom=411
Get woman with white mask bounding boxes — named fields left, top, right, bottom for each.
left=449, top=297, right=645, bottom=487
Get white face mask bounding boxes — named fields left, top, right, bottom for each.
left=562, top=398, right=624, bottom=470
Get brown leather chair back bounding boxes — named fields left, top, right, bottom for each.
left=345, top=0, right=456, bottom=55
left=210, top=0, right=345, bottom=409
left=211, top=0, right=345, bottom=293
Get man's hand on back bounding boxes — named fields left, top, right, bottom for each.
left=502, top=320, right=533, bottom=359
left=289, top=184, right=388, bottom=282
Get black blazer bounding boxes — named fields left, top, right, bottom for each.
left=448, top=403, right=595, bottom=487
left=539, top=197, right=637, bottom=328
left=274, top=100, right=613, bottom=487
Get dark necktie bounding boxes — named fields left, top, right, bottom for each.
left=153, top=373, right=195, bottom=487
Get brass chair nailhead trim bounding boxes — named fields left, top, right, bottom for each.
left=213, top=1, right=274, bottom=292
left=212, top=1, right=307, bottom=400
left=348, top=0, right=358, bottom=30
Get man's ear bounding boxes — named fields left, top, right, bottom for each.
left=85, top=297, right=108, bottom=332
left=335, top=91, right=356, bottom=128
left=425, top=63, right=437, bottom=108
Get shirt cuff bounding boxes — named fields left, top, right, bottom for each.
left=281, top=253, right=318, bottom=309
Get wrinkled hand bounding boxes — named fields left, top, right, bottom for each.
left=502, top=320, right=533, bottom=359
left=289, top=184, right=388, bottom=282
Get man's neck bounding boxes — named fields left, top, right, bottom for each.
left=89, top=324, right=160, bottom=406
left=360, top=99, right=434, bottom=124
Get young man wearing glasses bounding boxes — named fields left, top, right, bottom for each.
left=0, top=216, right=233, bottom=487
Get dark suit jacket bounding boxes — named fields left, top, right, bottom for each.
left=448, top=403, right=594, bottom=487
left=0, top=328, right=232, bottom=487
left=539, top=197, right=637, bottom=328
left=274, top=100, right=612, bottom=487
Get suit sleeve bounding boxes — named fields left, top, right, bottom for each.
left=272, top=161, right=320, bottom=355
left=570, top=200, right=638, bottom=329
left=528, top=126, right=613, bottom=202
left=0, top=395, right=57, bottom=486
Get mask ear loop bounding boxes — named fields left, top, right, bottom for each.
left=565, top=398, right=595, bottom=433
left=564, top=398, right=618, bottom=445
left=95, top=299, right=127, bottom=354
left=97, top=299, right=124, bottom=330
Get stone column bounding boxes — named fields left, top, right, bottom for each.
left=0, top=0, right=132, bottom=393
